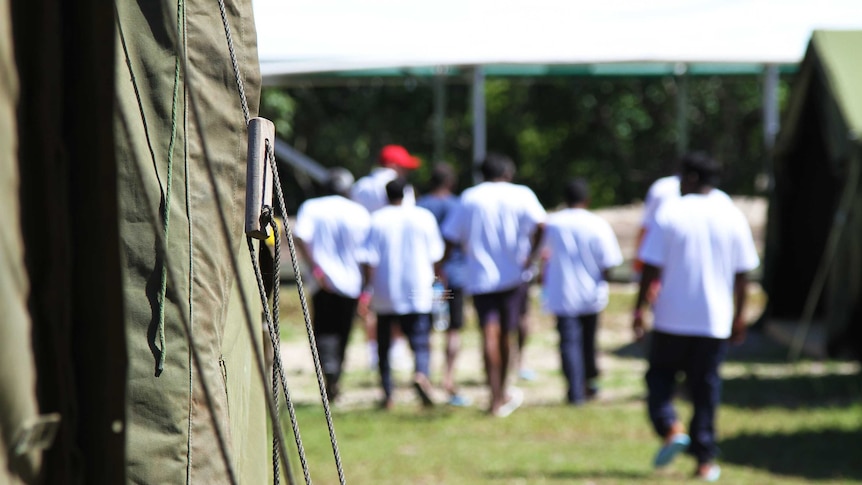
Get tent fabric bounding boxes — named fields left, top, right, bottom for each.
left=254, top=0, right=862, bottom=84
left=764, top=30, right=862, bottom=358
left=808, top=31, right=862, bottom=140
left=115, top=0, right=267, bottom=483
left=0, top=0, right=41, bottom=482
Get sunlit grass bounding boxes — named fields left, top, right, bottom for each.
left=271, top=282, right=862, bottom=485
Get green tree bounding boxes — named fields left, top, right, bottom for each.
left=259, top=73, right=788, bottom=213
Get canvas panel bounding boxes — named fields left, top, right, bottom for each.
left=115, top=0, right=265, bottom=483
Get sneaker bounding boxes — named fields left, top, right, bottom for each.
left=518, top=368, right=537, bottom=381
left=494, top=387, right=524, bottom=418
left=447, top=394, right=472, bottom=407
left=695, top=463, right=721, bottom=482
left=413, top=375, right=435, bottom=408
left=586, top=379, right=599, bottom=400
left=653, top=432, right=691, bottom=468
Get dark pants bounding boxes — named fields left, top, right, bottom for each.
left=447, top=287, right=465, bottom=330
left=646, top=331, right=728, bottom=464
left=556, top=313, right=598, bottom=403
left=582, top=314, right=599, bottom=381
left=472, top=285, right=522, bottom=331
left=377, top=313, right=432, bottom=399
left=312, top=289, right=358, bottom=392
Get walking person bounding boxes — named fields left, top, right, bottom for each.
left=351, top=144, right=420, bottom=212
left=540, top=178, right=622, bottom=404
left=441, top=153, right=546, bottom=417
left=351, top=144, right=422, bottom=370
left=359, top=179, right=444, bottom=409
left=417, top=162, right=471, bottom=406
left=632, top=152, right=759, bottom=481
left=294, top=168, right=371, bottom=402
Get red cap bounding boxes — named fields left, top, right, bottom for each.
left=379, top=144, right=421, bottom=170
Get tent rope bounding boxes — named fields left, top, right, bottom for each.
left=268, top=213, right=312, bottom=484
left=217, top=2, right=346, bottom=483
left=217, top=0, right=250, bottom=125
left=154, top=0, right=186, bottom=375
left=268, top=142, right=347, bottom=485
left=217, top=1, right=347, bottom=482
left=175, top=16, right=296, bottom=481
left=246, top=228, right=299, bottom=485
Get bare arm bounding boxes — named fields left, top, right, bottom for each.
left=434, top=240, right=459, bottom=287
left=357, top=263, right=374, bottom=318
left=296, top=237, right=331, bottom=292
left=524, top=223, right=546, bottom=270
left=632, top=263, right=661, bottom=341
left=730, top=272, right=749, bottom=344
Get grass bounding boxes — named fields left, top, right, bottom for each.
left=271, top=283, right=862, bottom=485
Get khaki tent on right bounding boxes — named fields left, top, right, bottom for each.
left=762, top=30, right=862, bottom=361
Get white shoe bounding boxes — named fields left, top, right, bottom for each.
left=494, top=387, right=524, bottom=418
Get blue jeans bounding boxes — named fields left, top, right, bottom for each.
left=646, top=331, right=729, bottom=464
left=377, top=313, right=432, bottom=399
left=556, top=314, right=597, bottom=404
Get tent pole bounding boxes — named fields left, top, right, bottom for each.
left=674, top=63, right=689, bottom=156
left=433, top=69, right=446, bottom=164
left=762, top=64, right=780, bottom=188
left=472, top=66, right=486, bottom=184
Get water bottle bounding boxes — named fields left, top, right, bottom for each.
left=432, top=281, right=450, bottom=331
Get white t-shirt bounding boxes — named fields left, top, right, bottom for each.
left=361, top=205, right=444, bottom=315
left=639, top=194, right=760, bottom=338
left=542, top=208, right=623, bottom=316
left=642, top=175, right=681, bottom=228
left=349, top=166, right=415, bottom=213
left=294, top=195, right=371, bottom=298
left=641, top=174, right=733, bottom=229
left=441, top=181, right=546, bottom=295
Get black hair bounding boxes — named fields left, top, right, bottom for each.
left=679, top=151, right=721, bottom=188
left=429, top=162, right=457, bottom=190
left=386, top=178, right=406, bottom=203
left=480, top=152, right=513, bottom=181
left=564, top=178, right=590, bottom=206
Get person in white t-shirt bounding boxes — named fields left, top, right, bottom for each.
left=441, top=153, right=546, bottom=417
left=351, top=144, right=421, bottom=370
left=359, top=179, right=444, bottom=409
left=294, top=168, right=371, bottom=402
left=350, top=144, right=419, bottom=213
left=350, top=145, right=422, bottom=368
left=540, top=178, right=622, bottom=404
left=632, top=152, right=759, bottom=481
left=636, top=172, right=733, bottom=276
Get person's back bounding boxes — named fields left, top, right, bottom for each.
left=643, top=194, right=757, bottom=338
left=361, top=179, right=443, bottom=409
left=366, top=204, right=443, bottom=315
left=351, top=144, right=419, bottom=213
left=417, top=192, right=466, bottom=287
left=448, top=181, right=545, bottom=294
left=440, top=152, right=545, bottom=417
left=295, top=194, right=370, bottom=298
left=633, top=152, right=759, bottom=479
left=543, top=208, right=622, bottom=316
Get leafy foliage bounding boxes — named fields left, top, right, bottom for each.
left=260, top=74, right=789, bottom=213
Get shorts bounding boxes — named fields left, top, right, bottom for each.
left=472, top=285, right=522, bottom=331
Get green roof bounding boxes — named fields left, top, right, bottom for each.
left=813, top=30, right=862, bottom=140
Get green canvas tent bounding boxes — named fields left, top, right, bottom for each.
left=763, top=30, right=862, bottom=361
